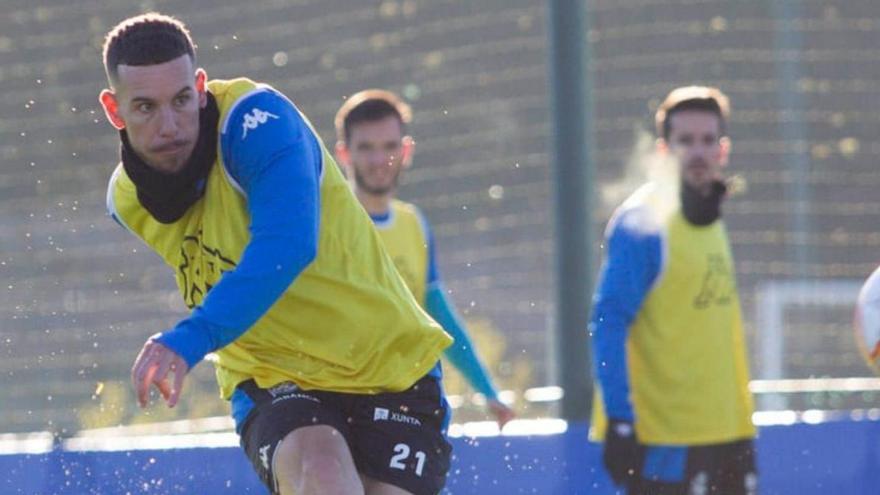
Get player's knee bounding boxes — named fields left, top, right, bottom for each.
left=276, top=452, right=358, bottom=495
left=298, top=453, right=356, bottom=493
left=273, top=427, right=361, bottom=495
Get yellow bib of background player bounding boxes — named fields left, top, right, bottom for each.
left=108, top=78, right=451, bottom=399
left=592, top=201, right=755, bottom=445
left=374, top=200, right=429, bottom=305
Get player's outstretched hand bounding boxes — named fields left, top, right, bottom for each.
left=487, top=399, right=515, bottom=429
left=131, top=336, right=189, bottom=408
left=603, top=419, right=641, bottom=486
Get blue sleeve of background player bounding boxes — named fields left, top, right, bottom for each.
left=590, top=209, right=662, bottom=422
left=419, top=213, right=500, bottom=400
left=156, top=88, right=321, bottom=369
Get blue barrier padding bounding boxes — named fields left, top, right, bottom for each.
left=2, top=420, right=879, bottom=494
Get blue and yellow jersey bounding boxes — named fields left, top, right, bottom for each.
left=372, top=200, right=434, bottom=305
left=370, top=199, right=499, bottom=400
left=106, top=78, right=452, bottom=425
left=590, top=183, right=755, bottom=445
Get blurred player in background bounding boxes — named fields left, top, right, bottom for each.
left=334, top=89, right=515, bottom=428
left=99, top=13, right=453, bottom=495
left=589, top=86, right=757, bottom=494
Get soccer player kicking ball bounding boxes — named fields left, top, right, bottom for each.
left=334, top=90, right=515, bottom=429
left=590, top=86, right=757, bottom=495
left=100, top=13, right=453, bottom=495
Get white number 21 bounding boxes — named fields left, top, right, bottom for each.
left=389, top=443, right=426, bottom=476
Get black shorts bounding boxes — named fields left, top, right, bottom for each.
left=629, top=439, right=757, bottom=495
left=238, top=374, right=452, bottom=495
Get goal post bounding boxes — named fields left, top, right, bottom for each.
left=754, top=279, right=864, bottom=410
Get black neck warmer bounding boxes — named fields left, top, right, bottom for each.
left=680, top=179, right=727, bottom=226
left=120, top=92, right=219, bottom=224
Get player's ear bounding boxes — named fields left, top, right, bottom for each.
left=719, top=136, right=731, bottom=167
left=195, top=68, right=208, bottom=108
left=655, top=137, right=668, bottom=155
left=335, top=140, right=351, bottom=167
left=401, top=135, right=415, bottom=169
left=99, top=89, right=125, bottom=130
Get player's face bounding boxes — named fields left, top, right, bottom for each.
left=663, top=110, right=729, bottom=194
left=100, top=55, right=207, bottom=174
left=343, top=116, right=412, bottom=196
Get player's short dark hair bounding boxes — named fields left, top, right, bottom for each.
left=655, top=86, right=730, bottom=140
left=335, top=89, right=412, bottom=143
left=103, top=12, right=196, bottom=85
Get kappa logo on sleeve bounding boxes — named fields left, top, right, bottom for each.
left=241, top=107, right=279, bottom=139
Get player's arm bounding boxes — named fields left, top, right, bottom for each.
left=420, top=213, right=514, bottom=426
left=590, top=208, right=661, bottom=422
left=590, top=208, right=661, bottom=484
left=137, top=88, right=321, bottom=405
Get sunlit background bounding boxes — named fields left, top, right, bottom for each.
left=2, top=1, right=880, bottom=491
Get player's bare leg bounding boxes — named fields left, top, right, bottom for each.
left=274, top=425, right=363, bottom=495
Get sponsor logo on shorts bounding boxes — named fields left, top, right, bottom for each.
left=690, top=471, right=708, bottom=495
left=268, top=382, right=299, bottom=397
left=259, top=444, right=271, bottom=471
left=745, top=472, right=758, bottom=495
left=373, top=407, right=422, bottom=426
left=267, top=382, right=320, bottom=404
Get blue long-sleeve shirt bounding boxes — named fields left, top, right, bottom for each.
left=156, top=88, right=321, bottom=369
left=590, top=206, right=662, bottom=421
left=425, top=284, right=498, bottom=400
